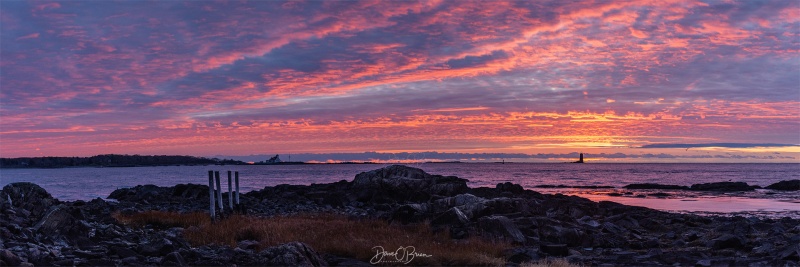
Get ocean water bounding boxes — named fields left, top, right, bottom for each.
left=1, top=163, right=798, bottom=217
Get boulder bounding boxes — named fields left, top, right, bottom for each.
left=1, top=182, right=60, bottom=220
left=431, top=194, right=487, bottom=219
left=33, top=205, right=90, bottom=241
left=690, top=182, right=755, bottom=191
left=496, top=182, right=525, bottom=194
left=765, top=180, right=800, bottom=191
left=478, top=215, right=526, bottom=244
left=257, top=242, right=327, bottom=266
left=352, top=165, right=468, bottom=197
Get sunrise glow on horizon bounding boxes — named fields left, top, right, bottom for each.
left=1, top=1, right=798, bottom=162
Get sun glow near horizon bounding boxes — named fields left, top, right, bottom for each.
left=0, top=0, right=798, bottom=162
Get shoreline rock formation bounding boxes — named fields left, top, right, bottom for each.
left=1, top=166, right=799, bottom=266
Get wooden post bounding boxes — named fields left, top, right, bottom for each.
left=227, top=171, right=233, bottom=209
left=235, top=171, right=240, bottom=205
left=215, top=171, right=223, bottom=213
left=208, top=170, right=215, bottom=222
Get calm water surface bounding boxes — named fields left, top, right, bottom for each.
left=2, top=163, right=798, bottom=217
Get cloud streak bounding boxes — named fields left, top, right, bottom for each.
left=0, top=0, right=798, bottom=161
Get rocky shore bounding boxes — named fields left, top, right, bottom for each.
left=1, top=165, right=799, bottom=266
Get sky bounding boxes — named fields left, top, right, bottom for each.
left=1, top=0, right=799, bottom=162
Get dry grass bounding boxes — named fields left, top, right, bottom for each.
left=521, top=258, right=583, bottom=267
left=115, top=211, right=511, bottom=266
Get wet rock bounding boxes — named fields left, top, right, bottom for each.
left=352, top=165, right=468, bottom=198
left=690, top=182, right=756, bottom=191
left=257, top=242, right=327, bottom=266
left=765, top=180, right=800, bottom=191
left=0, top=249, right=22, bottom=266
left=624, top=183, right=689, bottom=190
left=478, top=215, right=526, bottom=244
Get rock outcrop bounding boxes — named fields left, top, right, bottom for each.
left=352, top=165, right=468, bottom=202
left=3, top=166, right=800, bottom=266
left=766, top=180, right=800, bottom=191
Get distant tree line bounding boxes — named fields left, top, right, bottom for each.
left=0, top=154, right=246, bottom=168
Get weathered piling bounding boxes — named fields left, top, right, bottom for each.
left=208, top=170, right=215, bottom=222
left=235, top=171, right=240, bottom=205
left=227, top=171, right=233, bottom=209
left=215, top=171, right=223, bottom=212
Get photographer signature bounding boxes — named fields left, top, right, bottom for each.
left=370, top=246, right=432, bottom=264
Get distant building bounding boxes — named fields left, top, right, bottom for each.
left=266, top=154, right=282, bottom=164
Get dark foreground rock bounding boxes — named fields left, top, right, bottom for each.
left=3, top=165, right=800, bottom=266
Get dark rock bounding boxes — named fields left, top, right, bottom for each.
left=496, top=182, right=525, bottom=194
left=1, top=182, right=60, bottom=221
left=161, top=251, right=186, bottom=266
left=138, top=238, right=175, bottom=256
left=238, top=240, right=260, bottom=250
left=0, top=249, right=22, bottom=266
left=430, top=207, right=469, bottom=227
left=33, top=205, right=89, bottom=241
left=710, top=234, right=746, bottom=250
left=540, top=244, right=569, bottom=256
left=112, top=246, right=139, bottom=258
left=623, top=183, right=689, bottom=190
left=352, top=165, right=468, bottom=198
left=390, top=204, right=429, bottom=224
left=765, top=180, right=800, bottom=191
left=478, top=215, right=526, bottom=244
left=690, top=182, right=756, bottom=191
left=432, top=194, right=487, bottom=219
left=171, top=184, right=209, bottom=199
left=538, top=224, right=585, bottom=246
left=257, top=242, right=327, bottom=266
left=108, top=184, right=169, bottom=202
left=505, top=247, right=539, bottom=263
left=779, top=244, right=800, bottom=261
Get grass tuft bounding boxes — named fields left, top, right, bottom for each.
left=116, top=212, right=511, bottom=266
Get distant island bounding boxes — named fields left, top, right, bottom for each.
left=0, top=154, right=246, bottom=168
